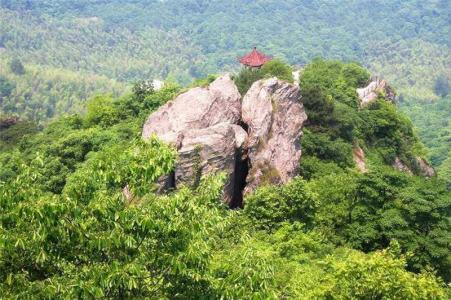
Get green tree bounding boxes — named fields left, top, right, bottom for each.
left=9, top=58, right=25, bottom=75
left=434, top=75, right=449, bottom=97
left=244, top=177, right=318, bottom=231
left=0, top=75, right=15, bottom=98
left=260, top=59, right=293, bottom=83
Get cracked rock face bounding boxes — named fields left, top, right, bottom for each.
left=142, top=75, right=247, bottom=205
left=357, top=77, right=395, bottom=107
left=142, top=74, right=242, bottom=144
left=241, top=78, right=307, bottom=195
left=415, top=157, right=436, bottom=177
left=353, top=147, right=367, bottom=173
left=142, top=75, right=306, bottom=206
left=174, top=123, right=248, bottom=204
left=392, top=156, right=436, bottom=177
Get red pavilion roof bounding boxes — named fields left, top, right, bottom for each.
left=239, top=47, right=272, bottom=67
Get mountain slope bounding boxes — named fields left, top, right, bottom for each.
left=1, top=1, right=449, bottom=118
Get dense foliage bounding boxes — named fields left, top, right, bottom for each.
left=1, top=60, right=449, bottom=298
left=234, top=59, right=293, bottom=94
left=1, top=1, right=449, bottom=124
left=400, top=96, right=451, bottom=184
left=1, top=0, right=450, bottom=296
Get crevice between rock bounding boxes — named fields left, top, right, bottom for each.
left=230, top=147, right=249, bottom=209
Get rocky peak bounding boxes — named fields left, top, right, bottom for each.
left=242, top=78, right=307, bottom=194
left=142, top=75, right=306, bottom=206
left=142, top=74, right=241, bottom=144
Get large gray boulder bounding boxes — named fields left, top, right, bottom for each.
left=142, top=75, right=307, bottom=206
left=142, top=75, right=247, bottom=205
left=142, top=74, right=241, bottom=144
left=174, top=123, right=247, bottom=204
left=241, top=78, right=307, bottom=194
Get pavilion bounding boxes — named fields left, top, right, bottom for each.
left=238, top=47, right=272, bottom=68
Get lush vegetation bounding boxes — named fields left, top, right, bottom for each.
left=1, top=60, right=449, bottom=298
left=1, top=1, right=449, bottom=120
left=400, top=96, right=451, bottom=186
left=234, top=59, right=293, bottom=94
left=1, top=0, right=449, bottom=297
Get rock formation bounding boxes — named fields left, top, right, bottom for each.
left=353, top=147, right=367, bottom=173
left=242, top=78, right=307, bottom=194
left=174, top=123, right=248, bottom=205
left=142, top=75, right=306, bottom=206
left=142, top=74, right=242, bottom=144
left=142, top=74, right=246, bottom=205
left=415, top=157, right=436, bottom=177
left=357, top=77, right=395, bottom=107
left=392, top=157, right=413, bottom=175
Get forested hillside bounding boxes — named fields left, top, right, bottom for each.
left=1, top=0, right=449, bottom=111
left=1, top=0, right=449, bottom=174
left=1, top=60, right=449, bottom=298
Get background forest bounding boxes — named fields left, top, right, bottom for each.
left=1, top=0, right=450, bottom=178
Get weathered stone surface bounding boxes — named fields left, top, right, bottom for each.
left=392, top=157, right=413, bottom=175
left=242, top=78, right=307, bottom=194
left=392, top=156, right=435, bottom=177
left=353, top=147, right=367, bottom=173
left=142, top=74, right=241, bottom=144
left=415, top=157, right=436, bottom=177
left=357, top=77, right=395, bottom=107
left=173, top=123, right=248, bottom=204
left=143, top=74, right=308, bottom=206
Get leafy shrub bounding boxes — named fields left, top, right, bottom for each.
left=360, top=99, right=423, bottom=167
left=300, top=59, right=369, bottom=117
left=0, top=75, right=15, bottom=98
left=234, top=68, right=265, bottom=95
left=261, top=59, right=293, bottom=83
left=244, top=177, right=318, bottom=231
left=234, top=59, right=293, bottom=95
left=301, top=130, right=354, bottom=168
left=0, top=120, right=38, bottom=151
left=310, top=167, right=451, bottom=281
left=84, top=96, right=121, bottom=128
left=9, top=58, right=25, bottom=75
left=132, top=80, right=154, bottom=101
left=299, top=156, right=344, bottom=180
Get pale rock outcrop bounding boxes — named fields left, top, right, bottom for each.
left=152, top=79, right=165, bottom=91
left=242, top=78, right=307, bottom=194
left=392, top=157, right=413, bottom=175
left=292, top=70, right=301, bottom=85
left=142, top=74, right=241, bottom=144
left=392, top=156, right=435, bottom=177
left=353, top=147, right=367, bottom=173
left=143, top=74, right=307, bottom=206
left=357, top=77, right=395, bottom=107
left=142, top=75, right=247, bottom=205
left=174, top=123, right=248, bottom=204
left=415, top=157, right=436, bottom=177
